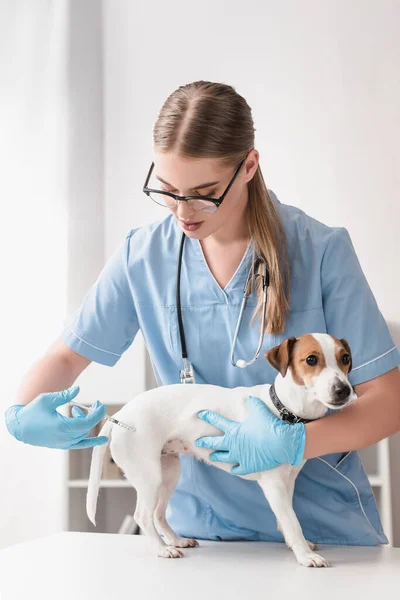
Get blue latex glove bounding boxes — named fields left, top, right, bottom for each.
left=4, top=385, right=109, bottom=450
left=195, top=395, right=306, bottom=475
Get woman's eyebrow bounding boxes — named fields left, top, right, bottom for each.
left=155, top=175, right=220, bottom=190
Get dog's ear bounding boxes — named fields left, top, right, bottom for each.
left=340, top=338, right=352, bottom=374
left=264, top=337, right=297, bottom=378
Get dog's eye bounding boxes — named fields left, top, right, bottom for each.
left=306, top=355, right=318, bottom=366
left=342, top=354, right=351, bottom=365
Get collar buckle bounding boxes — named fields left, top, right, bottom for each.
left=280, top=408, right=298, bottom=424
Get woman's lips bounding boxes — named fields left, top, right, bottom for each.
left=180, top=220, right=203, bottom=231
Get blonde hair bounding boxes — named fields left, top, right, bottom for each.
left=153, top=80, right=291, bottom=335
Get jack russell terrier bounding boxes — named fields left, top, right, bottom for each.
left=86, top=333, right=357, bottom=567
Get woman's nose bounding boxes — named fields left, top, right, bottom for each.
left=176, top=203, right=197, bottom=221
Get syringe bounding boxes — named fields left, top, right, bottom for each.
left=70, top=400, right=136, bottom=432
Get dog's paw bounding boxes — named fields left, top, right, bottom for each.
left=297, top=552, right=329, bottom=568
left=279, top=522, right=317, bottom=550
left=170, top=537, right=199, bottom=548
left=285, top=539, right=317, bottom=552
left=158, top=545, right=184, bottom=558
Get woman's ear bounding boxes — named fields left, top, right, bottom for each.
left=264, top=337, right=297, bottom=378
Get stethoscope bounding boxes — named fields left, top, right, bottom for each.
left=177, top=231, right=270, bottom=383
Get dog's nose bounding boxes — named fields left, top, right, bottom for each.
left=333, top=382, right=352, bottom=404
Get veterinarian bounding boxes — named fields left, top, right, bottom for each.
left=5, top=81, right=400, bottom=546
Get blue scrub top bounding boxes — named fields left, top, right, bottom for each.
left=63, top=191, right=400, bottom=546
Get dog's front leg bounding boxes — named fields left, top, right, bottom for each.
left=275, top=465, right=317, bottom=552
left=257, top=474, right=329, bottom=567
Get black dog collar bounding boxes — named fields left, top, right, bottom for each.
left=269, top=383, right=311, bottom=424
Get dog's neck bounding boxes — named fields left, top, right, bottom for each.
left=253, top=370, right=328, bottom=422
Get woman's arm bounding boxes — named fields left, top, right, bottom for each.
left=303, top=367, right=400, bottom=458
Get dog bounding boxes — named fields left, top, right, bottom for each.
left=86, top=333, right=356, bottom=567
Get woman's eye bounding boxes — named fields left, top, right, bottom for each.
left=196, top=189, right=217, bottom=198
left=306, top=355, right=318, bottom=366
left=160, top=188, right=217, bottom=197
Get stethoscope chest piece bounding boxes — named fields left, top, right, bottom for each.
left=180, top=358, right=195, bottom=384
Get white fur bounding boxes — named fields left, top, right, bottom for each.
left=86, top=333, right=356, bottom=567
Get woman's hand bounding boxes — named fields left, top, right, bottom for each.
left=195, top=395, right=306, bottom=475
left=4, top=385, right=109, bottom=450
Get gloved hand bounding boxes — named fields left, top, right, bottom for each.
left=4, top=385, right=109, bottom=450
left=195, top=395, right=306, bottom=475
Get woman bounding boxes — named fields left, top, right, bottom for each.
left=5, top=80, right=400, bottom=546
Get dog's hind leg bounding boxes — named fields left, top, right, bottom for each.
left=153, top=454, right=199, bottom=549
left=257, top=475, right=329, bottom=568
left=123, top=459, right=185, bottom=558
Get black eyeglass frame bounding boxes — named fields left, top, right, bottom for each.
left=142, top=152, right=250, bottom=210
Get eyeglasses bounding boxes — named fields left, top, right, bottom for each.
left=142, top=153, right=249, bottom=213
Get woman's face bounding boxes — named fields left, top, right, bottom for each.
left=152, top=150, right=259, bottom=240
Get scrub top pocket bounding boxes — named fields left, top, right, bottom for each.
left=294, top=451, right=387, bottom=545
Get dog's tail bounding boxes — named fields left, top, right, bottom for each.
left=86, top=419, right=113, bottom=526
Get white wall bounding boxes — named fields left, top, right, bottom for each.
left=0, top=0, right=70, bottom=549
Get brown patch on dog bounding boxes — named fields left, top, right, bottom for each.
left=265, top=334, right=328, bottom=386
left=332, top=336, right=353, bottom=374
left=161, top=438, right=190, bottom=456
left=292, top=335, right=327, bottom=386
left=265, top=333, right=353, bottom=385
left=264, top=336, right=298, bottom=379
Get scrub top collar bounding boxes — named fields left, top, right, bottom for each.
left=172, top=217, right=255, bottom=302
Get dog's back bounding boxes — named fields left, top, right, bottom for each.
left=111, top=382, right=260, bottom=450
